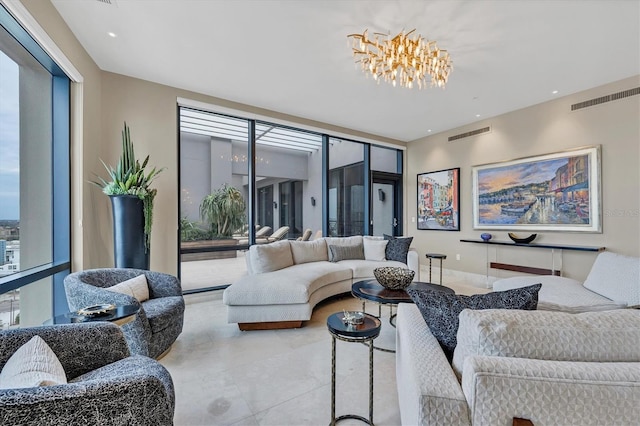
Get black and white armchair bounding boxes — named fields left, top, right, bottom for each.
left=0, top=322, right=175, bottom=425
left=64, top=268, right=185, bottom=358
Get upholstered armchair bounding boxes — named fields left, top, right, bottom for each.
left=0, top=322, right=175, bottom=425
left=64, top=268, right=185, bottom=358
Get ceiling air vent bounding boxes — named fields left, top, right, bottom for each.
left=448, top=126, right=491, bottom=142
left=95, top=0, right=114, bottom=4
left=571, top=87, right=640, bottom=111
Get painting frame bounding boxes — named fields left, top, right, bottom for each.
left=472, top=145, right=602, bottom=233
left=417, top=167, right=460, bottom=231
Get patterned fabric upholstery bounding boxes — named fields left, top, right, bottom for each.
left=407, top=284, right=541, bottom=359
left=396, top=304, right=640, bottom=426
left=453, top=308, right=640, bottom=377
left=462, top=356, right=640, bottom=425
left=0, top=323, right=175, bottom=425
left=64, top=268, right=185, bottom=358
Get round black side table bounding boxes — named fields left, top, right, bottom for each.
left=44, top=304, right=139, bottom=326
left=425, top=253, right=447, bottom=285
left=327, top=312, right=381, bottom=426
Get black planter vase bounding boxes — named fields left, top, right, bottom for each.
left=110, top=195, right=150, bottom=270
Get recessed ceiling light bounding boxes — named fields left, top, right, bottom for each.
left=552, top=90, right=559, bottom=94
left=475, top=114, right=481, bottom=118
left=108, top=32, right=117, bottom=38
left=427, top=129, right=432, bottom=133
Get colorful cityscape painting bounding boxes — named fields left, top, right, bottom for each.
left=472, top=146, right=601, bottom=232
left=417, top=168, right=460, bottom=231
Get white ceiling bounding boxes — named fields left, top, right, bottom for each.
left=51, top=0, right=640, bottom=142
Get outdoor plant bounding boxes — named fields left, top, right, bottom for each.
left=200, top=184, right=246, bottom=238
left=92, top=122, right=164, bottom=251
left=180, top=217, right=211, bottom=242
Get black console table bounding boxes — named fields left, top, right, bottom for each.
left=460, top=239, right=605, bottom=280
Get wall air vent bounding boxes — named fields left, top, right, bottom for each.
left=448, top=126, right=491, bottom=142
left=571, top=87, right=640, bottom=111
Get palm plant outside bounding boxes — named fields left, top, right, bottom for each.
left=200, top=184, right=246, bottom=238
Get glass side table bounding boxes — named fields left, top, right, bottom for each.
left=327, top=312, right=381, bottom=426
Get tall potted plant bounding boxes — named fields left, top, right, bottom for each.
left=92, top=122, right=164, bottom=269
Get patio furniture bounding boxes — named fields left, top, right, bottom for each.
left=0, top=322, right=175, bottom=425
left=265, top=226, right=290, bottom=242
left=298, top=228, right=312, bottom=241
left=64, top=268, right=185, bottom=358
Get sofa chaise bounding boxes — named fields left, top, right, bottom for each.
left=396, top=303, right=640, bottom=425
left=492, top=251, right=639, bottom=313
left=223, top=235, right=419, bottom=330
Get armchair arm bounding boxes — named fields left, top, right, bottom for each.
left=396, top=304, right=470, bottom=426
left=407, top=248, right=421, bottom=281
left=0, top=356, right=174, bottom=426
left=462, top=355, right=640, bottom=426
left=0, top=323, right=129, bottom=380
left=144, top=270, right=182, bottom=298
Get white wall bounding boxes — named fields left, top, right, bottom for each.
left=406, top=75, right=640, bottom=281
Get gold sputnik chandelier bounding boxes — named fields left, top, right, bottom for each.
left=347, top=29, right=452, bottom=89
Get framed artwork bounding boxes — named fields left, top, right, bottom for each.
left=417, top=167, right=460, bottom=231
left=472, top=145, right=601, bottom=232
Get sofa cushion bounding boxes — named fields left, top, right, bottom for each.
left=328, top=243, right=365, bottom=262
left=142, top=296, right=185, bottom=333
left=249, top=239, right=293, bottom=273
left=223, top=262, right=352, bottom=305
left=407, top=284, right=541, bottom=360
left=452, top=308, right=640, bottom=377
left=363, top=236, right=387, bottom=261
left=338, top=259, right=409, bottom=280
left=324, top=236, right=363, bottom=261
left=290, top=239, right=328, bottom=264
left=492, top=275, right=626, bottom=313
left=105, top=274, right=150, bottom=302
left=384, top=235, right=413, bottom=264
left=0, top=336, right=67, bottom=389
left=583, top=252, right=640, bottom=307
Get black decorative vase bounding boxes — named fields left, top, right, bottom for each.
left=110, top=195, right=150, bottom=270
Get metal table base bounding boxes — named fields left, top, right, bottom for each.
left=328, top=313, right=380, bottom=426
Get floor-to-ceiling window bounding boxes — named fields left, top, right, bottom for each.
left=0, top=5, right=71, bottom=327
left=178, top=107, right=402, bottom=291
left=329, top=138, right=365, bottom=236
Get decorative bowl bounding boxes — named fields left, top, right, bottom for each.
left=373, top=267, right=415, bottom=290
left=508, top=232, right=537, bottom=244
left=480, top=233, right=492, bottom=242
left=77, top=303, right=116, bottom=317
left=342, top=310, right=365, bottom=325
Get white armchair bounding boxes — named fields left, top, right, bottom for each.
left=396, top=304, right=640, bottom=425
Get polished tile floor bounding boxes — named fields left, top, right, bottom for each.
left=160, top=279, right=489, bottom=426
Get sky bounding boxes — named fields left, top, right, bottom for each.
left=477, top=158, right=568, bottom=195
left=0, top=50, right=19, bottom=220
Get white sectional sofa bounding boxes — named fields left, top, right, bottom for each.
left=493, top=251, right=640, bottom=313
left=223, top=235, right=419, bottom=330
left=396, top=304, right=640, bottom=425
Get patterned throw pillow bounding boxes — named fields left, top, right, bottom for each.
left=383, top=235, right=413, bottom=264
left=328, top=243, right=365, bottom=262
left=407, top=284, right=541, bottom=360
